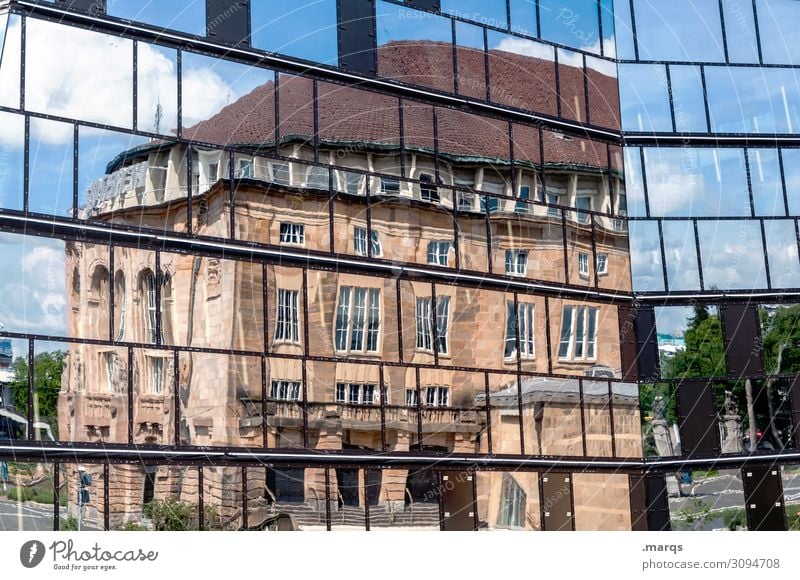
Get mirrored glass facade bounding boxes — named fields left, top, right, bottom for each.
left=0, top=0, right=797, bottom=533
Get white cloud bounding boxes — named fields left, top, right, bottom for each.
left=492, top=37, right=555, bottom=62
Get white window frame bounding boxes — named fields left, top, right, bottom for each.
left=415, top=296, right=450, bottom=355
left=354, top=226, right=382, bottom=257
left=578, top=252, right=590, bottom=278
left=144, top=272, right=159, bottom=345
left=576, top=195, right=592, bottom=224
left=596, top=253, right=608, bottom=275
left=150, top=357, right=165, bottom=395
left=270, top=380, right=301, bottom=401
left=405, top=389, right=418, bottom=407
left=274, top=289, right=300, bottom=344
left=427, top=240, right=452, bottom=267
left=335, top=382, right=378, bottom=405
left=424, top=386, right=450, bottom=407
left=505, top=302, right=535, bottom=360
left=279, top=223, right=305, bottom=246
left=505, top=250, right=528, bottom=277
left=380, top=177, right=400, bottom=195
left=557, top=306, right=599, bottom=361
left=419, top=173, right=439, bottom=202
left=335, top=287, right=381, bottom=354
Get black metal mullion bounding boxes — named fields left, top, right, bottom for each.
left=760, top=218, right=772, bottom=290
left=513, top=292, right=524, bottom=456
left=261, top=355, right=268, bottom=449
left=395, top=276, right=404, bottom=364
left=656, top=220, right=670, bottom=291
left=699, top=65, right=713, bottom=134
left=26, top=338, right=33, bottom=440
left=578, top=378, right=587, bottom=457
left=108, top=246, right=115, bottom=341
left=544, top=296, right=553, bottom=375
left=608, top=380, right=618, bottom=458
left=693, top=219, right=705, bottom=291
left=23, top=115, right=29, bottom=213
left=751, top=0, right=764, bottom=65
left=718, top=0, right=730, bottom=64
left=483, top=371, right=492, bottom=454
left=132, top=39, right=138, bottom=132
left=639, top=147, right=651, bottom=218
left=103, top=463, right=110, bottom=530
left=176, top=49, right=182, bottom=139
left=127, top=346, right=133, bottom=444
left=301, top=358, right=309, bottom=449
left=415, top=365, right=423, bottom=446
left=53, top=462, right=60, bottom=531
left=173, top=349, right=180, bottom=446
left=665, top=65, right=677, bottom=133
left=778, top=148, right=790, bottom=217
left=242, top=466, right=248, bottom=530
left=554, top=49, right=562, bottom=119
left=744, top=148, right=756, bottom=217
left=379, top=364, right=387, bottom=452
left=198, top=466, right=205, bottom=531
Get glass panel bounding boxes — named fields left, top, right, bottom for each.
left=612, top=381, right=643, bottom=458
left=370, top=469, right=440, bottom=529
left=418, top=369, right=485, bottom=452
left=759, top=304, right=800, bottom=378
left=634, top=0, right=725, bottom=62
left=486, top=31, right=557, bottom=115
left=137, top=42, right=179, bottom=136
left=706, top=67, right=800, bottom=134
left=613, top=0, right=635, bottom=60
left=550, top=300, right=620, bottom=377
left=622, top=147, right=646, bottom=217
left=447, top=287, right=514, bottom=371
left=509, top=0, right=537, bottom=37
left=629, top=220, right=665, bottom=292
left=53, top=341, right=129, bottom=444
left=484, top=373, right=521, bottom=454
left=595, top=214, right=631, bottom=291
left=28, top=118, right=74, bottom=218
left=573, top=473, right=631, bottom=530
left=251, top=0, right=338, bottom=65
left=765, top=220, right=800, bottom=289
left=455, top=21, right=487, bottom=100
left=522, top=375, right=584, bottom=456
left=697, top=220, right=767, bottom=290
left=476, top=471, right=540, bottom=530
left=0, top=338, right=30, bottom=442
left=441, top=0, right=508, bottom=27
left=750, top=149, right=786, bottom=216
left=0, top=110, right=25, bottom=211
left=670, top=65, right=708, bottom=133
left=655, top=305, right=726, bottom=379
left=644, top=148, right=750, bottom=218
left=1, top=460, right=58, bottom=530
left=61, top=463, right=102, bottom=531
left=782, top=149, right=800, bottom=215
left=25, top=18, right=133, bottom=128
left=376, top=1, right=454, bottom=93
left=600, top=0, right=615, bottom=57
left=540, top=0, right=600, bottom=53
left=639, top=383, right=679, bottom=458
left=181, top=52, right=275, bottom=145
left=108, top=0, right=206, bottom=36
left=132, top=347, right=173, bottom=445
left=558, top=49, right=586, bottom=122
left=201, top=466, right=243, bottom=530
left=0, top=233, right=72, bottom=338
left=585, top=56, right=619, bottom=130
left=277, top=73, right=314, bottom=153
left=265, top=357, right=305, bottom=450
left=177, top=352, right=263, bottom=447
left=669, top=469, right=745, bottom=531
left=457, top=206, right=490, bottom=272
left=721, top=0, right=760, bottom=64
left=79, top=128, right=184, bottom=229
left=755, top=0, right=800, bottom=65
left=662, top=220, right=702, bottom=291
left=783, top=465, right=800, bottom=531
left=714, top=380, right=794, bottom=454
left=0, top=14, right=21, bottom=109
left=330, top=467, right=366, bottom=530
left=618, top=64, right=671, bottom=132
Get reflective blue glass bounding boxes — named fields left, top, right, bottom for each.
left=619, top=64, right=671, bottom=132
left=633, top=0, right=725, bottom=62
left=539, top=0, right=600, bottom=53
left=251, top=1, right=338, bottom=65
left=108, top=0, right=206, bottom=36
left=669, top=65, right=708, bottom=133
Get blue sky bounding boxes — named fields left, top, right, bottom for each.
left=106, top=0, right=206, bottom=36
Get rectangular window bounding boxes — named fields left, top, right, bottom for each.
left=381, top=177, right=400, bottom=195
left=335, top=383, right=378, bottom=405
left=419, top=173, right=439, bottom=202
left=505, top=302, right=535, bottom=360
left=405, top=389, right=418, bottom=407
left=515, top=185, right=531, bottom=213
left=238, top=158, right=254, bottom=178
left=576, top=196, right=591, bottom=224
left=505, top=250, right=528, bottom=276
left=424, top=386, right=450, bottom=407
left=335, top=287, right=381, bottom=354
left=279, top=223, right=305, bottom=246
left=557, top=306, right=599, bottom=361
left=427, top=241, right=453, bottom=267
left=275, top=289, right=300, bottom=344
left=354, top=227, right=382, bottom=257
left=416, top=296, right=450, bottom=354
left=272, top=162, right=291, bottom=185
left=578, top=252, right=590, bottom=278
left=596, top=253, right=608, bottom=275
left=145, top=273, right=159, bottom=345
left=270, top=380, right=301, bottom=401
left=150, top=358, right=164, bottom=395
left=343, top=172, right=363, bottom=195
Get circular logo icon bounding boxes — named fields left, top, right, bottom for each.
left=20, top=540, right=46, bottom=569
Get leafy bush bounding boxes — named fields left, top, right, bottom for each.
left=722, top=508, right=746, bottom=531
left=6, top=484, right=56, bottom=504
left=120, top=521, right=147, bottom=531
left=787, top=508, right=800, bottom=531
left=60, top=515, right=78, bottom=531
left=143, top=497, right=220, bottom=531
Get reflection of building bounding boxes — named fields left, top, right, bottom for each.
left=54, top=40, right=635, bottom=529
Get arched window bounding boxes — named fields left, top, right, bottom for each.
left=141, top=270, right=159, bottom=344
left=89, top=265, right=109, bottom=339
left=114, top=271, right=126, bottom=341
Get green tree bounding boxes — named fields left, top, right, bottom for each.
left=662, top=310, right=725, bottom=379
left=8, top=351, right=65, bottom=432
